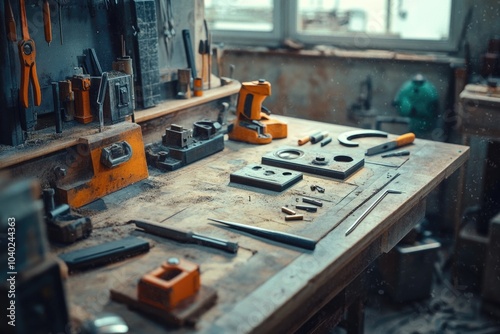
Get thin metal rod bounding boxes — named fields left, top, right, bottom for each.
left=345, top=189, right=402, bottom=236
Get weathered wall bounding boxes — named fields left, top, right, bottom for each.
left=222, top=50, right=455, bottom=136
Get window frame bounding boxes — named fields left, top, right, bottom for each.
left=207, top=0, right=284, bottom=47
left=209, top=0, right=468, bottom=53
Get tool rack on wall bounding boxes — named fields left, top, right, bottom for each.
left=0, top=0, right=219, bottom=148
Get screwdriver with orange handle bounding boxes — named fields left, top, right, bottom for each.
left=365, top=132, right=415, bottom=156
left=43, top=0, right=52, bottom=46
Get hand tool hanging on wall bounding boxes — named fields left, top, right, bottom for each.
left=208, top=218, right=316, bottom=251
left=57, top=0, right=63, bottom=45
left=43, top=0, right=52, bottom=46
left=18, top=0, right=42, bottom=108
left=160, top=0, right=175, bottom=62
left=365, top=132, right=415, bottom=156
left=5, top=0, right=17, bottom=42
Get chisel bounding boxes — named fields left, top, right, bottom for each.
left=133, top=219, right=239, bottom=254
left=365, top=132, right=415, bottom=156
left=208, top=218, right=316, bottom=251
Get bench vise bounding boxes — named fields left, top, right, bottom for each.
left=54, top=122, right=148, bottom=208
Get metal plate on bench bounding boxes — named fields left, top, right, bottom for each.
left=261, top=146, right=364, bottom=180
left=230, top=164, right=303, bottom=192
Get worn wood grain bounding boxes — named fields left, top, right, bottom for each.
left=58, top=116, right=468, bottom=333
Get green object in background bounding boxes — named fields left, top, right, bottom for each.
left=393, top=74, right=439, bottom=136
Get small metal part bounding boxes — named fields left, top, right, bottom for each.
left=320, top=137, right=332, bottom=147
left=381, top=150, right=410, bottom=158
left=310, top=131, right=329, bottom=144
left=285, top=214, right=304, bottom=221
left=316, top=186, right=325, bottom=193
left=48, top=204, right=70, bottom=220
left=53, top=166, right=67, bottom=179
left=281, top=207, right=296, bottom=215
left=302, top=197, right=323, bottom=207
left=345, top=189, right=402, bottom=236
left=337, top=130, right=388, bottom=147
left=81, top=313, right=129, bottom=334
left=296, top=205, right=318, bottom=213
left=43, top=188, right=56, bottom=214
left=167, top=257, right=180, bottom=265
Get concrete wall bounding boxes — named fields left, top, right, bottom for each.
left=222, top=50, right=455, bottom=136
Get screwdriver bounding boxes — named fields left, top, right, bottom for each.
left=365, top=132, right=415, bottom=156
left=208, top=218, right=316, bottom=251
left=43, top=0, right=52, bottom=46
left=132, top=219, right=239, bottom=254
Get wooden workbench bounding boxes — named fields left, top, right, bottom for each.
left=58, top=116, right=469, bottom=333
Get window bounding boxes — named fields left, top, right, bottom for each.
left=205, top=0, right=467, bottom=52
left=205, top=0, right=282, bottom=45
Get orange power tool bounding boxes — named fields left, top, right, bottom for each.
left=18, top=0, right=42, bottom=108
left=228, top=79, right=287, bottom=145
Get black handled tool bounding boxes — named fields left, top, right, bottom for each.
left=132, top=219, right=239, bottom=254
left=182, top=29, right=197, bottom=79
left=208, top=218, right=316, bottom=251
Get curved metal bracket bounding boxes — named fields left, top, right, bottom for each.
left=337, top=130, right=388, bottom=147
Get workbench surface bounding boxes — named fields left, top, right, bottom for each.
left=57, top=116, right=469, bottom=333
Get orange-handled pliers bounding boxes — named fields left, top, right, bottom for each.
left=18, top=0, right=41, bottom=108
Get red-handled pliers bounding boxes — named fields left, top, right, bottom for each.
left=18, top=0, right=41, bottom=108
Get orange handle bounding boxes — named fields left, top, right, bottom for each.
left=43, top=0, right=52, bottom=45
left=395, top=133, right=415, bottom=147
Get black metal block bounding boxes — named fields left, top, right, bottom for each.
left=262, top=146, right=364, bottom=180
left=230, top=164, right=303, bottom=192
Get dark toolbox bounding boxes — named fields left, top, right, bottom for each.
left=91, top=71, right=134, bottom=124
